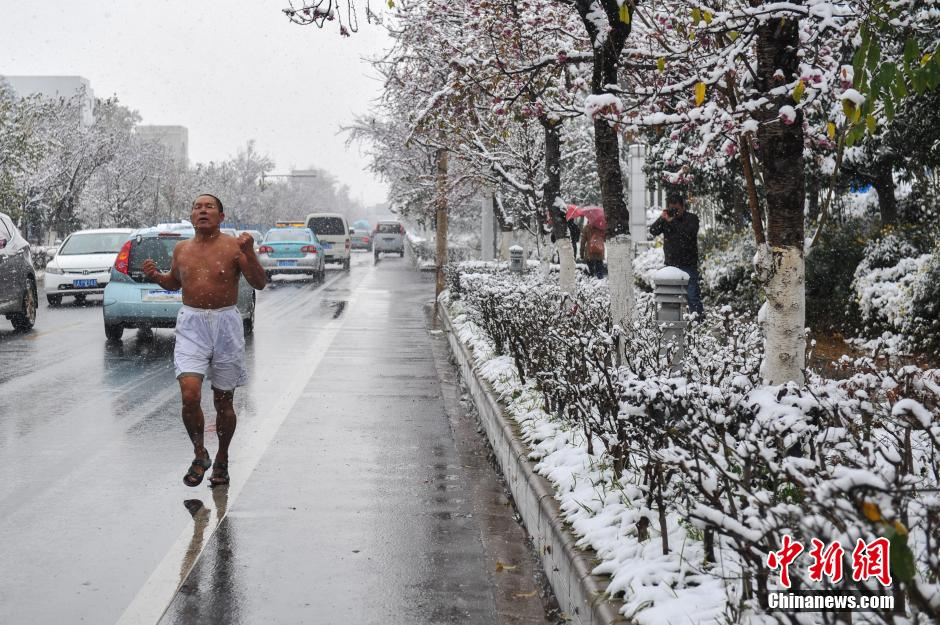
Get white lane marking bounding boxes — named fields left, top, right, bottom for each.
left=114, top=261, right=373, bottom=625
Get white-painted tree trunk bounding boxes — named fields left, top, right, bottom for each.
left=757, top=245, right=806, bottom=385
left=557, top=242, right=576, bottom=294
left=499, top=231, right=512, bottom=260
left=606, top=234, right=634, bottom=347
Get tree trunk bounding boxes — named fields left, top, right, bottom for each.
left=498, top=230, right=512, bottom=260
left=435, top=149, right=449, bottom=298
left=755, top=8, right=806, bottom=385
left=542, top=119, right=575, bottom=293
left=871, top=160, right=897, bottom=226
left=492, top=193, right=514, bottom=260
left=575, top=0, right=633, bottom=330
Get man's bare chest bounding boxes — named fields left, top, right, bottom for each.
left=178, top=246, right=240, bottom=283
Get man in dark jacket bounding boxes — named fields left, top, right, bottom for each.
left=649, top=194, right=704, bottom=318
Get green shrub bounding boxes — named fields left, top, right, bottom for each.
left=805, top=220, right=869, bottom=333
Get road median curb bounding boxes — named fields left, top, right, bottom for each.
left=438, top=303, right=629, bottom=625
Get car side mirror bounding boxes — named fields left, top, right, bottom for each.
left=0, top=238, right=7, bottom=250
left=349, top=229, right=355, bottom=235
left=47, top=247, right=58, bottom=259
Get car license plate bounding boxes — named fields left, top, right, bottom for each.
left=143, top=289, right=182, bottom=302
left=383, top=237, right=395, bottom=241
left=73, top=279, right=98, bottom=288
left=277, top=260, right=298, bottom=267
left=322, top=242, right=333, bottom=249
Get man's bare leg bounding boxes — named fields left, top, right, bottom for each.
left=179, top=375, right=211, bottom=485
left=209, top=387, right=236, bottom=486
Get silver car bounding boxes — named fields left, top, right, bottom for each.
left=373, top=221, right=405, bottom=259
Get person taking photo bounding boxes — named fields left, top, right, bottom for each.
left=649, top=193, right=704, bottom=319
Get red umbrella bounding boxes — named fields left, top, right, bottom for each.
left=567, top=205, right=606, bottom=231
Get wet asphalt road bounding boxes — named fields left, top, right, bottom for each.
left=0, top=252, right=556, bottom=625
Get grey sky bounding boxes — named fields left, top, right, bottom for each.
left=0, top=0, right=391, bottom=205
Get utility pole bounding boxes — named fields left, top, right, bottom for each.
left=435, top=149, right=449, bottom=298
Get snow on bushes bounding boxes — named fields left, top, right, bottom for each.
left=699, top=230, right=761, bottom=313
left=445, top=261, right=940, bottom=625
left=852, top=230, right=940, bottom=359
left=633, top=244, right=664, bottom=291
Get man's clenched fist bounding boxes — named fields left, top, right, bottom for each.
left=237, top=232, right=255, bottom=254
left=142, top=258, right=160, bottom=279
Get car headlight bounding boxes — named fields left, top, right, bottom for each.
left=45, top=264, right=63, bottom=274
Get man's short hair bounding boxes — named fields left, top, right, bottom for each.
left=194, top=193, right=224, bottom=213
left=666, top=193, right=685, bottom=206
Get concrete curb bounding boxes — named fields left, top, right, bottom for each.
left=438, top=304, right=629, bottom=625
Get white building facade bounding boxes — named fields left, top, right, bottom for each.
left=3, top=75, right=95, bottom=126
left=136, top=125, right=189, bottom=166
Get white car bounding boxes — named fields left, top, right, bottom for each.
left=44, top=228, right=134, bottom=305
left=305, top=213, right=351, bottom=271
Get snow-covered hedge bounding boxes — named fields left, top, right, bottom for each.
left=30, top=245, right=54, bottom=270
left=633, top=244, right=664, bottom=291
left=852, top=231, right=940, bottom=359
left=445, top=261, right=940, bottom=625
left=406, top=231, right=475, bottom=269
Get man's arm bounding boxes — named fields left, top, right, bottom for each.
left=649, top=214, right=673, bottom=237
left=236, top=233, right=267, bottom=290
left=142, top=246, right=182, bottom=290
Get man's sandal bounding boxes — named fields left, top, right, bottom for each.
left=208, top=462, right=230, bottom=488
left=184, top=457, right=212, bottom=487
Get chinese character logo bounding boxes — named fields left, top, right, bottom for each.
left=767, top=535, right=893, bottom=588
left=767, top=535, right=805, bottom=588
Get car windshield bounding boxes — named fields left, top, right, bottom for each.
left=377, top=223, right=402, bottom=234
left=59, top=232, right=128, bottom=255
left=265, top=229, right=313, bottom=243
left=352, top=220, right=370, bottom=230
left=307, top=217, right=345, bottom=236
left=128, top=236, right=186, bottom=274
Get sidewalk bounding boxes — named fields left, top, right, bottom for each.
left=155, top=259, right=549, bottom=625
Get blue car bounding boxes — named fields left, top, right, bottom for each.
left=102, top=222, right=257, bottom=341
left=257, top=227, right=326, bottom=281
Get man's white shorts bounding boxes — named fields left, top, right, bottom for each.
left=174, top=304, right=247, bottom=391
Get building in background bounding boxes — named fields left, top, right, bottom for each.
left=136, top=125, right=189, bottom=166
left=2, top=75, right=95, bottom=126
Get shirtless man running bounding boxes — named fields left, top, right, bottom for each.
left=143, top=194, right=267, bottom=487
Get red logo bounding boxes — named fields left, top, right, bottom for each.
left=851, top=537, right=892, bottom=586
left=808, top=539, right=845, bottom=583
left=767, top=535, right=804, bottom=588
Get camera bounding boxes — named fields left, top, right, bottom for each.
left=666, top=206, right=678, bottom=218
